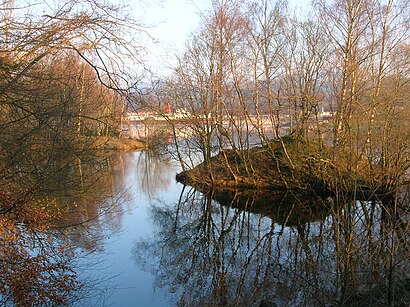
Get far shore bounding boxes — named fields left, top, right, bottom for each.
left=84, top=136, right=147, bottom=151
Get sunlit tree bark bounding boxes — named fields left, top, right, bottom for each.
left=315, top=0, right=370, bottom=149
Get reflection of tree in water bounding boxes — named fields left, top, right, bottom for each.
left=66, top=151, right=176, bottom=250
left=1, top=145, right=142, bottom=304
left=0, top=182, right=81, bottom=305
left=48, top=153, right=131, bottom=253
left=134, top=187, right=409, bottom=306
left=133, top=151, right=176, bottom=199
left=1, top=150, right=146, bottom=304
left=46, top=151, right=173, bottom=249
left=0, top=149, right=179, bottom=305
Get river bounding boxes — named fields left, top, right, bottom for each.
left=59, top=150, right=407, bottom=306
left=3, top=150, right=407, bottom=306
left=68, top=151, right=182, bottom=306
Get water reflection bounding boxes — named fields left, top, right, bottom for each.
left=132, top=150, right=176, bottom=199
left=196, top=188, right=334, bottom=226
left=1, top=151, right=127, bottom=305
left=47, top=151, right=175, bottom=251
left=0, top=188, right=81, bottom=305
left=134, top=187, right=409, bottom=306
left=64, top=151, right=179, bottom=305
left=1, top=150, right=178, bottom=305
left=3, top=150, right=407, bottom=305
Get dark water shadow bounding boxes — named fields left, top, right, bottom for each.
left=204, top=188, right=334, bottom=227
left=133, top=185, right=409, bottom=306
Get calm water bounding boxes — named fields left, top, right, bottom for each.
left=62, top=151, right=408, bottom=306
left=70, top=151, right=182, bottom=306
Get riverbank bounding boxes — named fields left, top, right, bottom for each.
left=93, top=137, right=147, bottom=151
left=78, top=136, right=147, bottom=151
left=176, top=137, right=395, bottom=200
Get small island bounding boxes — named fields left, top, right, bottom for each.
left=176, top=135, right=397, bottom=202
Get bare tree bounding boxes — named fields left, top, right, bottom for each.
left=0, top=0, right=148, bottom=177
left=315, top=0, right=371, bottom=149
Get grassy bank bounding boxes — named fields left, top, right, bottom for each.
left=77, top=136, right=147, bottom=151
left=176, top=137, right=397, bottom=200
left=93, top=137, right=147, bottom=151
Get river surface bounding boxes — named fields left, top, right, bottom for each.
left=70, top=151, right=182, bottom=306
left=60, top=151, right=408, bottom=306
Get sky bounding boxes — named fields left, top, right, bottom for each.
left=127, top=0, right=311, bottom=77
left=134, top=0, right=211, bottom=76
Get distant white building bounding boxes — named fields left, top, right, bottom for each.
left=125, top=112, right=151, bottom=121
left=319, top=107, right=333, bottom=118
left=125, top=112, right=166, bottom=121
left=174, top=108, right=191, bottom=119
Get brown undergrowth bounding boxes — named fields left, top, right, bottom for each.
left=0, top=181, right=80, bottom=305
left=176, top=137, right=399, bottom=200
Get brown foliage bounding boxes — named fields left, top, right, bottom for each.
left=0, top=181, right=80, bottom=306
